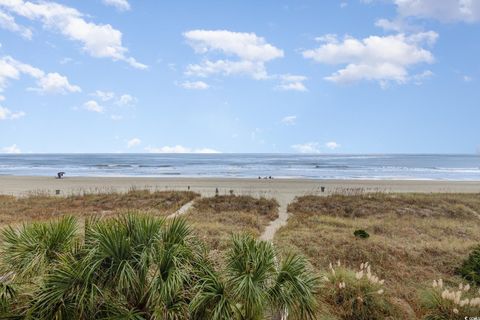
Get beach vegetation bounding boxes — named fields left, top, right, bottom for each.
left=277, top=193, right=480, bottom=318
left=421, top=279, right=480, bottom=319
left=187, top=195, right=279, bottom=250
left=0, top=213, right=317, bottom=319
left=0, top=189, right=198, bottom=225
left=459, top=245, right=480, bottom=285
left=353, top=230, right=369, bottom=239
left=319, top=261, right=392, bottom=320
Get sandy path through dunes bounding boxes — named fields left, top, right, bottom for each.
left=168, top=200, right=195, bottom=219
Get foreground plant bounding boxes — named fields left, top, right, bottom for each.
left=459, top=245, right=480, bottom=285
left=0, top=215, right=78, bottom=280
left=190, top=234, right=319, bottom=320
left=421, top=279, right=480, bottom=320
left=0, top=214, right=318, bottom=319
left=0, top=272, right=16, bottom=316
left=319, top=261, right=392, bottom=320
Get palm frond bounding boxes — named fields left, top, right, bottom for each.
left=0, top=272, right=16, bottom=315
left=0, top=216, right=78, bottom=278
left=226, top=234, right=276, bottom=319
left=190, top=264, right=238, bottom=320
left=29, top=251, right=101, bottom=319
left=269, top=253, right=319, bottom=320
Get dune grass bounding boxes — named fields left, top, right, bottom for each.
left=275, top=193, right=480, bottom=318
left=186, top=195, right=279, bottom=251
left=0, top=189, right=199, bottom=225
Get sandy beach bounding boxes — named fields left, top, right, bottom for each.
left=1, top=176, right=480, bottom=199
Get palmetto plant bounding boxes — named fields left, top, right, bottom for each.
left=1, top=216, right=78, bottom=279
left=0, top=213, right=318, bottom=319
left=191, top=234, right=319, bottom=320
left=0, top=272, right=16, bottom=315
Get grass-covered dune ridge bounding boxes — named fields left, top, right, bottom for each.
left=0, top=189, right=199, bottom=224
left=0, top=213, right=318, bottom=319
left=276, top=193, right=480, bottom=318
left=188, top=194, right=279, bottom=251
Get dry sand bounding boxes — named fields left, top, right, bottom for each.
left=1, top=176, right=479, bottom=240
left=1, top=176, right=479, bottom=198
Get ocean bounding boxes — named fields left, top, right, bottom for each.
left=0, top=154, right=479, bottom=180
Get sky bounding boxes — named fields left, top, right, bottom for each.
left=0, top=0, right=479, bottom=154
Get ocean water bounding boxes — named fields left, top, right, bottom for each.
left=0, top=154, right=479, bottom=180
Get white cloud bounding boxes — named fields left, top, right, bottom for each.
left=102, top=0, right=130, bottom=11
left=0, top=55, right=39, bottom=89
left=180, top=80, right=209, bottom=90
left=30, top=72, right=81, bottom=94
left=0, top=56, right=80, bottom=94
left=145, top=145, right=221, bottom=154
left=116, top=94, right=136, bottom=106
left=291, top=142, right=321, bottom=154
left=184, top=30, right=284, bottom=62
left=183, top=30, right=307, bottom=91
left=0, top=0, right=146, bottom=69
left=1, top=144, right=20, bottom=153
left=276, top=74, right=308, bottom=91
left=92, top=91, right=136, bottom=107
left=0, top=106, right=25, bottom=120
left=0, top=9, right=32, bottom=39
left=281, top=115, right=297, bottom=125
left=278, top=82, right=307, bottom=91
left=315, top=34, right=339, bottom=43
left=463, top=75, right=473, bottom=82
left=127, top=138, right=141, bottom=148
left=93, top=90, right=115, bottom=101
left=412, top=70, right=434, bottom=85
left=83, top=100, right=104, bottom=113
left=325, top=141, right=341, bottom=150
left=86, top=91, right=136, bottom=117
left=194, top=148, right=221, bottom=154
left=393, top=0, right=480, bottom=23
left=183, top=30, right=283, bottom=80
left=374, top=18, right=414, bottom=32
left=368, top=0, right=480, bottom=33
left=186, top=59, right=269, bottom=80
left=303, top=32, right=437, bottom=85
left=292, top=141, right=340, bottom=152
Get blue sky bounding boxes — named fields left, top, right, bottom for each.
left=0, top=0, right=479, bottom=154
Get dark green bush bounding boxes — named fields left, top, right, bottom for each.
left=459, top=245, right=480, bottom=284
left=354, top=229, right=370, bottom=239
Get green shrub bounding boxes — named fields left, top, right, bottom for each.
left=421, top=279, right=480, bottom=320
left=353, top=229, right=370, bottom=239
left=459, top=245, right=480, bottom=284
left=0, top=272, right=16, bottom=315
left=319, top=261, right=392, bottom=320
left=0, top=214, right=318, bottom=319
